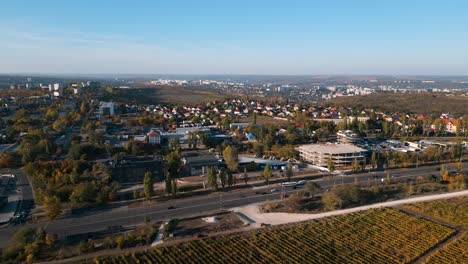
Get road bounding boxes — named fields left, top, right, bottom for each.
left=0, top=162, right=465, bottom=247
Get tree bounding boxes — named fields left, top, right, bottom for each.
left=285, top=163, right=293, bottom=181
left=223, top=146, right=239, bottom=172
left=457, top=161, right=463, bottom=173
left=327, top=156, right=335, bottom=175
left=219, top=168, right=227, bottom=189
left=242, top=167, right=249, bottom=185
left=306, top=181, right=320, bottom=198
left=165, top=171, right=173, bottom=195
left=45, top=233, right=57, bottom=247
left=207, top=167, right=218, bottom=191
left=322, top=191, right=341, bottom=211
left=166, top=150, right=182, bottom=195
left=352, top=158, right=361, bottom=173
left=44, top=196, right=62, bottom=220
left=227, top=171, right=234, bottom=187
left=143, top=171, right=154, bottom=199
left=262, top=164, right=272, bottom=185
left=370, top=151, right=377, bottom=169
left=168, top=137, right=180, bottom=151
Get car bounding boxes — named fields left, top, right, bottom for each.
left=297, top=180, right=307, bottom=185
left=261, top=192, right=268, bottom=195
left=167, top=206, right=176, bottom=210
left=270, top=188, right=278, bottom=193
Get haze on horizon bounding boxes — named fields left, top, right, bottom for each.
left=1, top=0, right=467, bottom=76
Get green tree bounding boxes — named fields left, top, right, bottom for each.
left=207, top=167, right=218, bottom=191
left=143, top=171, right=154, bottom=199
left=223, top=145, right=239, bottom=172
left=285, top=162, right=293, bottom=181
left=165, top=172, right=172, bottom=195
left=219, top=168, right=227, bottom=189
left=370, top=151, right=377, bottom=169
left=166, top=150, right=182, bottom=195
left=262, top=164, right=272, bottom=185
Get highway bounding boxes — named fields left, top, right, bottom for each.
left=0, top=162, right=465, bottom=247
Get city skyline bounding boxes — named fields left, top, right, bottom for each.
left=1, top=0, right=467, bottom=75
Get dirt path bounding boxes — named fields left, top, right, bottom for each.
left=233, top=190, right=468, bottom=226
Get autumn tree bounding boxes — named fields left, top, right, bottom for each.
left=352, top=158, right=361, bottom=173
left=44, top=196, right=62, bottom=220
left=262, top=164, right=272, bottom=185
left=223, top=145, right=239, bottom=172
left=306, top=181, right=320, bottom=198
left=327, top=156, right=335, bottom=176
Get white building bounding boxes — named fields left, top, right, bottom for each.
left=297, top=143, right=367, bottom=168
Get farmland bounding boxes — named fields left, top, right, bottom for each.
left=422, top=233, right=467, bottom=264
left=89, top=208, right=455, bottom=264
left=403, top=196, right=468, bottom=227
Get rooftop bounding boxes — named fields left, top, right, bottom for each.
left=298, top=143, right=367, bottom=154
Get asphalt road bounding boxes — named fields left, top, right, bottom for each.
left=0, top=162, right=465, bottom=247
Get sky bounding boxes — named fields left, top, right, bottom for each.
left=0, top=0, right=467, bottom=75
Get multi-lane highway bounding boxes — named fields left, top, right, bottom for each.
left=0, top=162, right=465, bottom=247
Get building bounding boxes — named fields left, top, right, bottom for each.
left=183, top=155, right=222, bottom=176
left=106, top=156, right=162, bottom=184
left=99, top=102, right=115, bottom=118
left=337, top=130, right=361, bottom=144
left=147, top=129, right=161, bottom=145
left=297, top=143, right=367, bottom=168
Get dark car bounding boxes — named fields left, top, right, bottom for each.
left=167, top=206, right=176, bottom=210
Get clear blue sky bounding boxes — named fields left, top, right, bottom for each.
left=1, top=0, right=467, bottom=75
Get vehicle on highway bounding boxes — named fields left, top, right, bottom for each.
left=297, top=180, right=307, bottom=185
left=167, top=206, right=176, bottom=210
left=281, top=182, right=297, bottom=187
left=270, top=188, right=278, bottom=193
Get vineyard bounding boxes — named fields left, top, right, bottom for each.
left=89, top=208, right=455, bottom=264
left=403, top=196, right=468, bottom=227
left=422, top=233, right=468, bottom=264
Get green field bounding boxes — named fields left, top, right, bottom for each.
left=89, top=208, right=455, bottom=264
